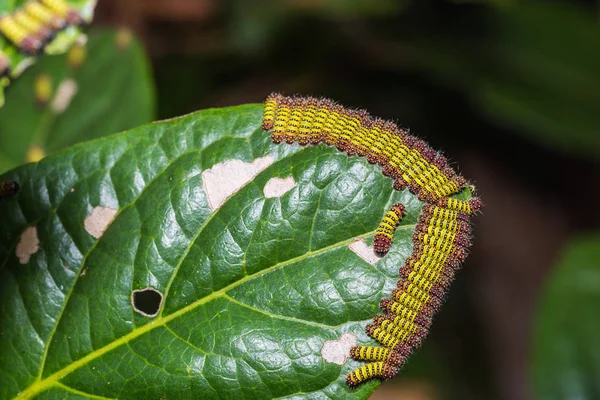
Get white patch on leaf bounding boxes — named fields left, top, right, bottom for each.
left=202, top=156, right=273, bottom=211
left=263, top=176, right=296, bottom=199
left=321, top=332, right=357, bottom=365
left=16, top=226, right=39, bottom=264
left=349, top=237, right=381, bottom=265
left=84, top=206, right=118, bottom=239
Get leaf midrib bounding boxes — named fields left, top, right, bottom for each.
left=16, top=224, right=415, bottom=399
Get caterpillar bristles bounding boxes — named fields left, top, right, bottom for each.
left=261, top=93, right=481, bottom=388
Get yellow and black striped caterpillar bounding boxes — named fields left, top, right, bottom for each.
left=261, top=93, right=482, bottom=388
left=0, top=0, right=84, bottom=56
left=374, top=203, right=406, bottom=255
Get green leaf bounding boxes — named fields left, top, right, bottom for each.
left=532, top=234, right=600, bottom=400
left=0, top=104, right=473, bottom=399
left=0, top=0, right=98, bottom=105
left=0, top=28, right=155, bottom=173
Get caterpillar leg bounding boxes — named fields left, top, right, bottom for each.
left=373, top=203, right=406, bottom=256
left=346, top=361, right=397, bottom=388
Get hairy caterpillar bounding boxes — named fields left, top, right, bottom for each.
left=374, top=203, right=406, bottom=256
left=349, top=345, right=405, bottom=367
left=261, top=93, right=481, bottom=388
left=0, top=0, right=83, bottom=55
left=346, top=361, right=398, bottom=388
left=0, top=180, right=19, bottom=198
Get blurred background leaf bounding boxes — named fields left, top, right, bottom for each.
left=0, top=28, right=155, bottom=173
left=417, top=1, right=600, bottom=159
left=532, top=235, right=600, bottom=400
left=0, top=0, right=98, bottom=106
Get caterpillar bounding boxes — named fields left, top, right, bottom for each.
left=346, top=362, right=397, bottom=388
left=374, top=203, right=406, bottom=256
left=23, top=1, right=67, bottom=30
left=0, top=180, right=19, bottom=198
left=0, top=0, right=84, bottom=55
left=261, top=93, right=482, bottom=388
left=349, top=345, right=405, bottom=367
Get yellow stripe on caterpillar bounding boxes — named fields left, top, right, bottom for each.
left=346, top=362, right=397, bottom=388
left=24, top=1, right=66, bottom=30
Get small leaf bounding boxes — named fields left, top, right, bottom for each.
left=0, top=104, right=469, bottom=398
left=0, top=0, right=98, bottom=104
left=0, top=29, right=155, bottom=173
left=532, top=234, right=600, bottom=400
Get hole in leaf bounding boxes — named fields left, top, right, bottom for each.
left=131, top=287, right=163, bottom=317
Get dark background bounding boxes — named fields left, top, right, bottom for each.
left=89, top=1, right=600, bottom=399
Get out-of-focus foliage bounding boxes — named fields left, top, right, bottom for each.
left=160, top=0, right=599, bottom=162
left=229, top=0, right=408, bottom=54
left=0, top=0, right=98, bottom=106
left=418, top=1, right=600, bottom=159
left=0, top=29, right=155, bottom=173
left=532, top=235, right=600, bottom=400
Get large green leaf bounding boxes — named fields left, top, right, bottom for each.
left=532, top=235, right=600, bottom=400
left=0, top=28, right=155, bottom=173
left=0, top=103, right=475, bottom=399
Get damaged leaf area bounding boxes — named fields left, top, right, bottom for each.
left=0, top=104, right=457, bottom=399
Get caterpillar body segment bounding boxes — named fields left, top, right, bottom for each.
left=372, top=314, right=427, bottom=347
left=346, top=362, right=397, bottom=388
left=40, top=0, right=84, bottom=26
left=262, top=93, right=279, bottom=130
left=349, top=346, right=405, bottom=367
left=13, top=10, right=54, bottom=42
left=0, top=14, right=43, bottom=55
left=271, top=97, right=291, bottom=143
left=262, top=93, right=468, bottom=201
left=415, top=219, right=471, bottom=237
left=260, top=93, right=480, bottom=389
left=285, top=104, right=303, bottom=144
left=24, top=1, right=66, bottom=31
left=380, top=297, right=436, bottom=321
left=437, top=196, right=483, bottom=215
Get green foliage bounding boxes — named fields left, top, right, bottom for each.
left=0, top=29, right=155, bottom=173
left=532, top=235, right=600, bottom=400
left=0, top=104, right=473, bottom=399
left=0, top=0, right=97, bottom=105
left=419, top=0, right=600, bottom=158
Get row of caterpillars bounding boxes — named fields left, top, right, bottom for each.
left=347, top=198, right=481, bottom=387
left=0, top=0, right=85, bottom=77
left=261, top=93, right=483, bottom=388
